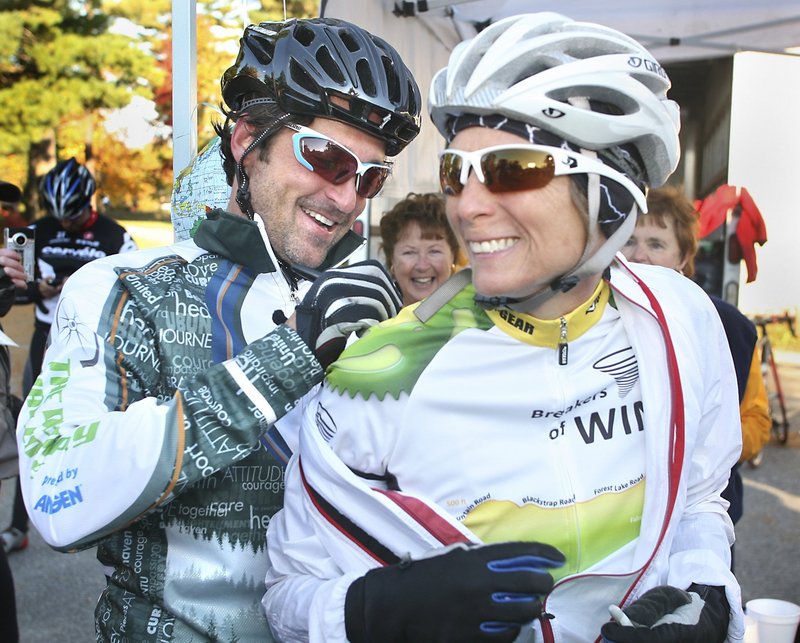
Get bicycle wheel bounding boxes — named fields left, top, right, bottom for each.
left=763, top=342, right=790, bottom=444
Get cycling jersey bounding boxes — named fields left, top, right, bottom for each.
left=264, top=257, right=745, bottom=643
left=21, top=213, right=138, bottom=325
left=19, top=210, right=362, bottom=642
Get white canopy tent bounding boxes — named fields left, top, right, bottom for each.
left=172, top=0, right=800, bottom=176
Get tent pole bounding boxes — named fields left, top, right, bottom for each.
left=172, top=0, right=198, bottom=177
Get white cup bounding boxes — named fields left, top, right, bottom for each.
left=746, top=598, right=800, bottom=643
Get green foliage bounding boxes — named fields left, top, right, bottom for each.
left=0, top=0, right=319, bottom=215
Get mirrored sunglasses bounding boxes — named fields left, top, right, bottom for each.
left=439, top=144, right=647, bottom=212
left=284, top=123, right=392, bottom=199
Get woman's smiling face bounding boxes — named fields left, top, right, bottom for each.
left=390, top=220, right=455, bottom=305
left=444, top=127, right=588, bottom=303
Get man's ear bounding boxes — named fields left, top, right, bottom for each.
left=230, top=119, right=255, bottom=163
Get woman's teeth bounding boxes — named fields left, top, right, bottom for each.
left=469, top=238, right=516, bottom=254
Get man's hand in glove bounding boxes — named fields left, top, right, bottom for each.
left=344, top=541, right=565, bottom=643
left=290, top=260, right=402, bottom=369
left=600, top=584, right=730, bottom=643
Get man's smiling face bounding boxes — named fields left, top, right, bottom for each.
left=246, top=118, right=386, bottom=268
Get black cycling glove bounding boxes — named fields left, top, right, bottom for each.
left=600, top=583, right=730, bottom=643
left=293, top=260, right=402, bottom=369
left=344, top=541, right=565, bottom=643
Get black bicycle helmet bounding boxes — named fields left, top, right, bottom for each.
left=221, top=18, right=421, bottom=156
left=39, top=158, right=96, bottom=220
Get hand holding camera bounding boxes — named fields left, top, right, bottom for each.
left=0, top=247, right=29, bottom=289
left=4, top=227, right=35, bottom=283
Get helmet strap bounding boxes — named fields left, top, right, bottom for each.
left=234, top=113, right=292, bottom=220
left=475, top=165, right=639, bottom=313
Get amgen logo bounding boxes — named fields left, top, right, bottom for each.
left=33, top=485, right=83, bottom=514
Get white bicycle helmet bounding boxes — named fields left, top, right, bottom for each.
left=428, top=12, right=681, bottom=311
left=429, top=12, right=680, bottom=187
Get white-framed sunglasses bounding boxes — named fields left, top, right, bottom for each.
left=283, top=123, right=393, bottom=199
left=439, top=144, right=647, bottom=212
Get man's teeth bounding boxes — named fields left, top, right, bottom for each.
left=469, top=238, right=516, bottom=254
left=412, top=277, right=434, bottom=285
left=307, top=210, right=334, bottom=227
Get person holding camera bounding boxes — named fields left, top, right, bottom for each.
left=0, top=179, right=30, bottom=643
left=1, top=159, right=137, bottom=554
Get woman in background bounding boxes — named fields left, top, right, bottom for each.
left=379, top=192, right=460, bottom=305
left=623, top=184, right=771, bottom=569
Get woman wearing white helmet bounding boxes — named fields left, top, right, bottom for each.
left=265, top=13, right=743, bottom=643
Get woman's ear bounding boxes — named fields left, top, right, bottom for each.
left=230, top=119, right=255, bottom=163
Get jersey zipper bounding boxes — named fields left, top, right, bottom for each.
left=558, top=316, right=568, bottom=365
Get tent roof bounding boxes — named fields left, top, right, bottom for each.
left=377, top=0, right=800, bottom=62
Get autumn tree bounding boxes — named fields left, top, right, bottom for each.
left=0, top=1, right=162, bottom=218
left=0, top=0, right=318, bottom=218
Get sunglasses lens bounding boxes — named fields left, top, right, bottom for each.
left=481, top=149, right=555, bottom=193
left=299, top=138, right=358, bottom=184
left=440, top=148, right=556, bottom=195
left=357, top=166, right=390, bottom=199
left=439, top=153, right=464, bottom=195
left=297, top=135, right=388, bottom=198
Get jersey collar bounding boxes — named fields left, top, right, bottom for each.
left=193, top=208, right=364, bottom=274
left=486, top=280, right=610, bottom=347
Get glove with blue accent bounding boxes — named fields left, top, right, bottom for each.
left=292, top=260, right=402, bottom=369
left=344, top=541, right=565, bottom=643
left=600, top=584, right=729, bottom=643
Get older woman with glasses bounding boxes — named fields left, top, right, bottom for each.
left=265, top=13, right=743, bottom=643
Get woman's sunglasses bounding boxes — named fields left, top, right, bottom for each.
left=439, top=144, right=647, bottom=212
left=284, top=123, right=392, bottom=199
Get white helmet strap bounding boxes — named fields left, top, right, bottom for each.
left=477, top=162, right=639, bottom=314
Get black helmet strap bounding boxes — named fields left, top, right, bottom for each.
left=234, top=112, right=292, bottom=220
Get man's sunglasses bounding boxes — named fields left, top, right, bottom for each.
left=284, top=123, right=392, bottom=199
left=439, top=144, right=647, bottom=212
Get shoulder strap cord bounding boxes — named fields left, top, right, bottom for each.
left=413, top=268, right=472, bottom=323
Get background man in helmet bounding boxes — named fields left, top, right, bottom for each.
left=17, top=18, right=418, bottom=643
left=1, top=158, right=137, bottom=556
left=264, top=12, right=743, bottom=643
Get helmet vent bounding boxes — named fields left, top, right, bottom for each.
left=250, top=33, right=276, bottom=65
left=406, top=80, right=418, bottom=116
left=258, top=41, right=275, bottom=65
left=381, top=56, right=400, bottom=102
left=289, top=58, right=321, bottom=95
left=293, top=23, right=316, bottom=47
left=316, top=46, right=346, bottom=85
left=356, top=59, right=377, bottom=96
left=339, top=29, right=362, bottom=53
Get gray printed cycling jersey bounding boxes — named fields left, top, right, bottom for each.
left=19, top=211, right=361, bottom=641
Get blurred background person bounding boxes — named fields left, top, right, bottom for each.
left=0, top=179, right=28, bottom=643
left=379, top=192, right=461, bottom=305
left=1, top=159, right=137, bottom=555
left=622, top=183, right=771, bottom=569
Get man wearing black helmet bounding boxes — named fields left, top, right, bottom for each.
left=17, top=18, right=419, bottom=643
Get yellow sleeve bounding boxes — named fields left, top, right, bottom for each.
left=739, top=347, right=772, bottom=462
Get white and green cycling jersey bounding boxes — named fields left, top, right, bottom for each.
left=265, top=259, right=746, bottom=643
left=323, top=278, right=647, bottom=577
left=18, top=210, right=361, bottom=642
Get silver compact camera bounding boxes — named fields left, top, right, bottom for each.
left=5, top=227, right=35, bottom=282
